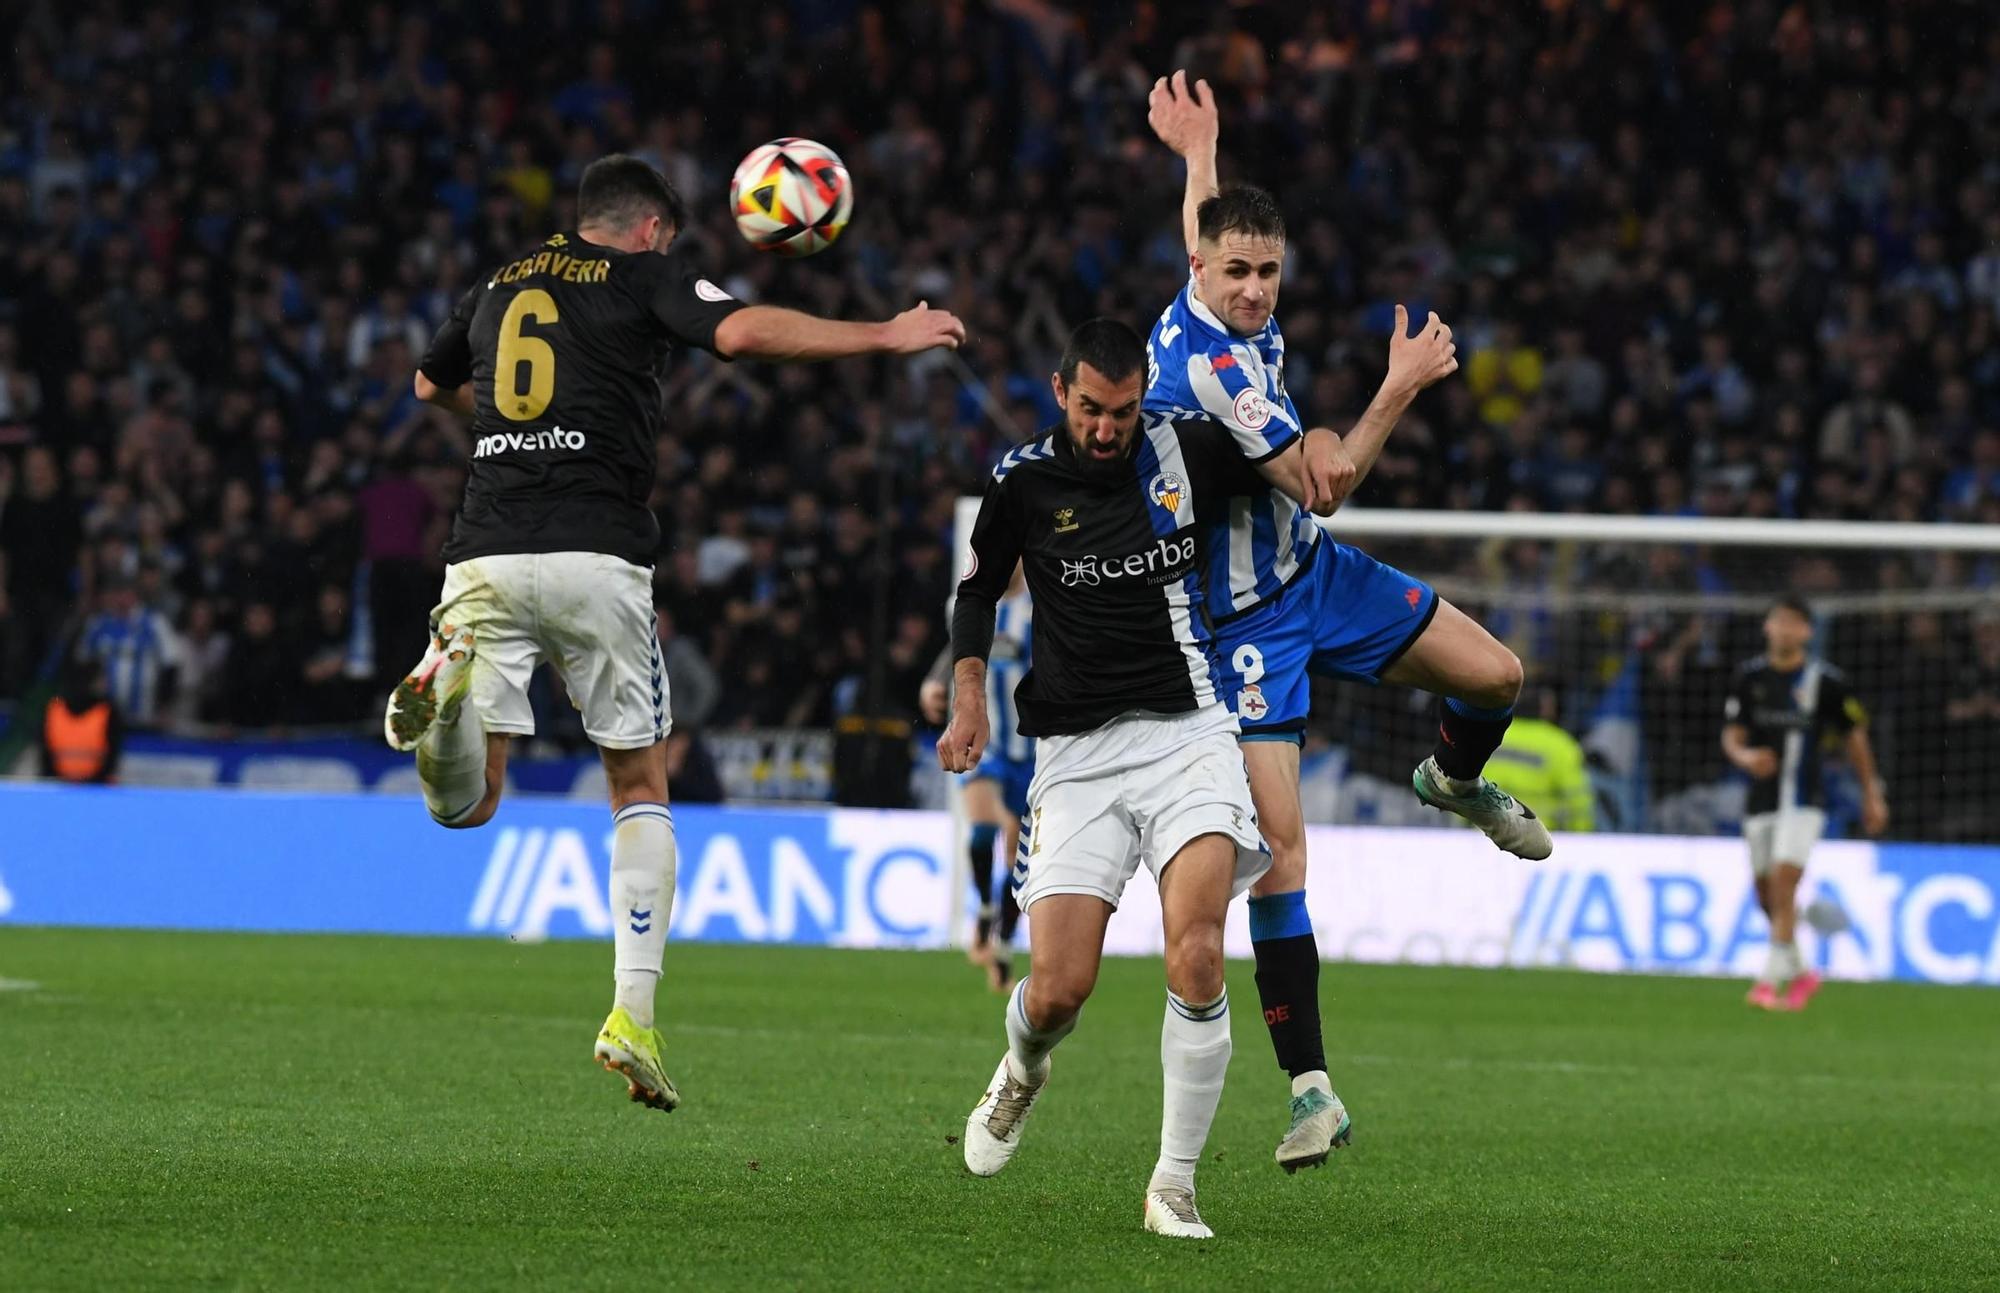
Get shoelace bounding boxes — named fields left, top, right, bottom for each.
left=1151, top=1188, right=1200, bottom=1224
left=985, top=1074, right=1037, bottom=1138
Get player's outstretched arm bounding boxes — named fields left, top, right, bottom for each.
left=1149, top=69, right=1218, bottom=256
left=712, top=301, right=965, bottom=362
left=1338, top=303, right=1459, bottom=493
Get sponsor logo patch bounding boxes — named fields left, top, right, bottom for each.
left=694, top=278, right=735, bottom=303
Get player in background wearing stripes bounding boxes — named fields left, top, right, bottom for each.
left=922, top=565, right=1036, bottom=991
left=1146, top=71, right=1553, bottom=1173
left=1722, top=596, right=1888, bottom=1011
left=391, top=155, right=964, bottom=1113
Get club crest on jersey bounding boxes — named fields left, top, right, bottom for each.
left=1053, top=507, right=1079, bottom=533
left=1238, top=684, right=1269, bottom=722
left=1148, top=471, right=1185, bottom=514
left=1233, top=387, right=1272, bottom=431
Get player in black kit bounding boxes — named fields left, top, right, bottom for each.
left=1722, top=595, right=1889, bottom=1012
left=942, top=318, right=1451, bottom=1237
left=386, top=155, right=964, bottom=1113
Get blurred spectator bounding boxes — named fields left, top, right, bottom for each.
left=39, top=654, right=121, bottom=785
left=74, top=576, right=182, bottom=729
left=657, top=607, right=720, bottom=731
left=1484, top=684, right=1595, bottom=834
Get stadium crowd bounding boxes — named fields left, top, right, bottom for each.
left=0, top=0, right=1995, bottom=829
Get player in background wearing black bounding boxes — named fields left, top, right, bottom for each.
left=390, top=155, right=964, bottom=1112
left=941, top=318, right=1449, bottom=1238
left=1722, top=596, right=1888, bottom=1012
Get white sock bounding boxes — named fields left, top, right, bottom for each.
left=1004, top=977, right=1075, bottom=1085
left=1292, top=1070, right=1332, bottom=1099
left=1153, top=989, right=1232, bottom=1193
left=610, top=801, right=677, bottom=1029
left=417, top=703, right=486, bottom=824
left=1758, top=941, right=1794, bottom=987
left=1776, top=941, right=1804, bottom=982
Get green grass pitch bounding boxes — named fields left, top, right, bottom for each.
left=3, top=929, right=1998, bottom=1291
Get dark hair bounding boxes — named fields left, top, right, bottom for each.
left=1770, top=594, right=1813, bottom=620
left=1057, top=318, right=1146, bottom=387
left=577, top=154, right=688, bottom=233
left=1196, top=185, right=1286, bottom=246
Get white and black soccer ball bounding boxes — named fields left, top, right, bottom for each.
left=729, top=137, right=853, bottom=258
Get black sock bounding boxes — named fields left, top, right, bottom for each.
left=997, top=884, right=1022, bottom=943
left=1434, top=697, right=1514, bottom=781
left=1248, top=892, right=1325, bottom=1078
left=969, top=823, right=998, bottom=943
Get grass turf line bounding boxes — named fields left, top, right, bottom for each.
left=2, top=929, right=1997, bottom=1291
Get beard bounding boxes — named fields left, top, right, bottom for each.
left=1068, top=429, right=1136, bottom=480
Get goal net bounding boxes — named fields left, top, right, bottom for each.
left=947, top=501, right=2000, bottom=848
left=1309, top=510, right=2000, bottom=845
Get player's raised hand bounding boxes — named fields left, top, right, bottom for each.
left=937, top=694, right=989, bottom=774
left=1301, top=427, right=1357, bottom=516
left=1386, top=304, right=1458, bottom=395
left=1148, top=69, right=1217, bottom=158
left=884, top=301, right=967, bottom=354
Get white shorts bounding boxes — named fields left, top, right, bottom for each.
left=1016, top=707, right=1269, bottom=910
left=430, top=552, right=668, bottom=751
left=1744, top=808, right=1825, bottom=876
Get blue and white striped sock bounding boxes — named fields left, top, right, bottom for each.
left=1155, top=988, right=1232, bottom=1193
left=610, top=801, right=677, bottom=1029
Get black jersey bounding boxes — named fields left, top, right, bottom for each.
left=418, top=232, right=747, bottom=568
left=1724, top=657, right=1864, bottom=814
left=951, top=413, right=1265, bottom=737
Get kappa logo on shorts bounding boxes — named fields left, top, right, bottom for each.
left=1233, top=387, right=1272, bottom=431
left=1148, top=472, right=1185, bottom=514
left=1406, top=586, right=1423, bottom=610
left=1238, top=684, right=1269, bottom=722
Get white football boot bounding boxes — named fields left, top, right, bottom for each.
left=1143, top=1184, right=1214, bottom=1239
left=384, top=621, right=476, bottom=752
left=962, top=1053, right=1047, bottom=1177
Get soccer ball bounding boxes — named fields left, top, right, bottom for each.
left=729, top=138, right=853, bottom=257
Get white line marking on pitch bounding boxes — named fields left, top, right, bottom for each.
left=0, top=978, right=42, bottom=993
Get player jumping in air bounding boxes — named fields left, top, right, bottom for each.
left=1722, top=596, right=1888, bottom=1011
left=1146, top=70, right=1552, bottom=1172
left=389, top=155, right=964, bottom=1111
left=941, top=317, right=1454, bottom=1238
left=922, top=566, right=1035, bottom=991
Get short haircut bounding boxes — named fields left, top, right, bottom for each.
left=1057, top=318, right=1146, bottom=387
left=577, top=154, right=688, bottom=233
left=1196, top=184, right=1286, bottom=246
left=1769, top=594, right=1813, bottom=621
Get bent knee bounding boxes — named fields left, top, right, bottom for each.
left=1026, top=974, right=1093, bottom=1025
left=1467, top=646, right=1524, bottom=710
left=1165, top=923, right=1226, bottom=1001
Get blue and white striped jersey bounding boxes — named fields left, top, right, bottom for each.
left=1144, top=275, right=1319, bottom=621
left=77, top=608, right=182, bottom=724
left=986, top=589, right=1035, bottom=763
